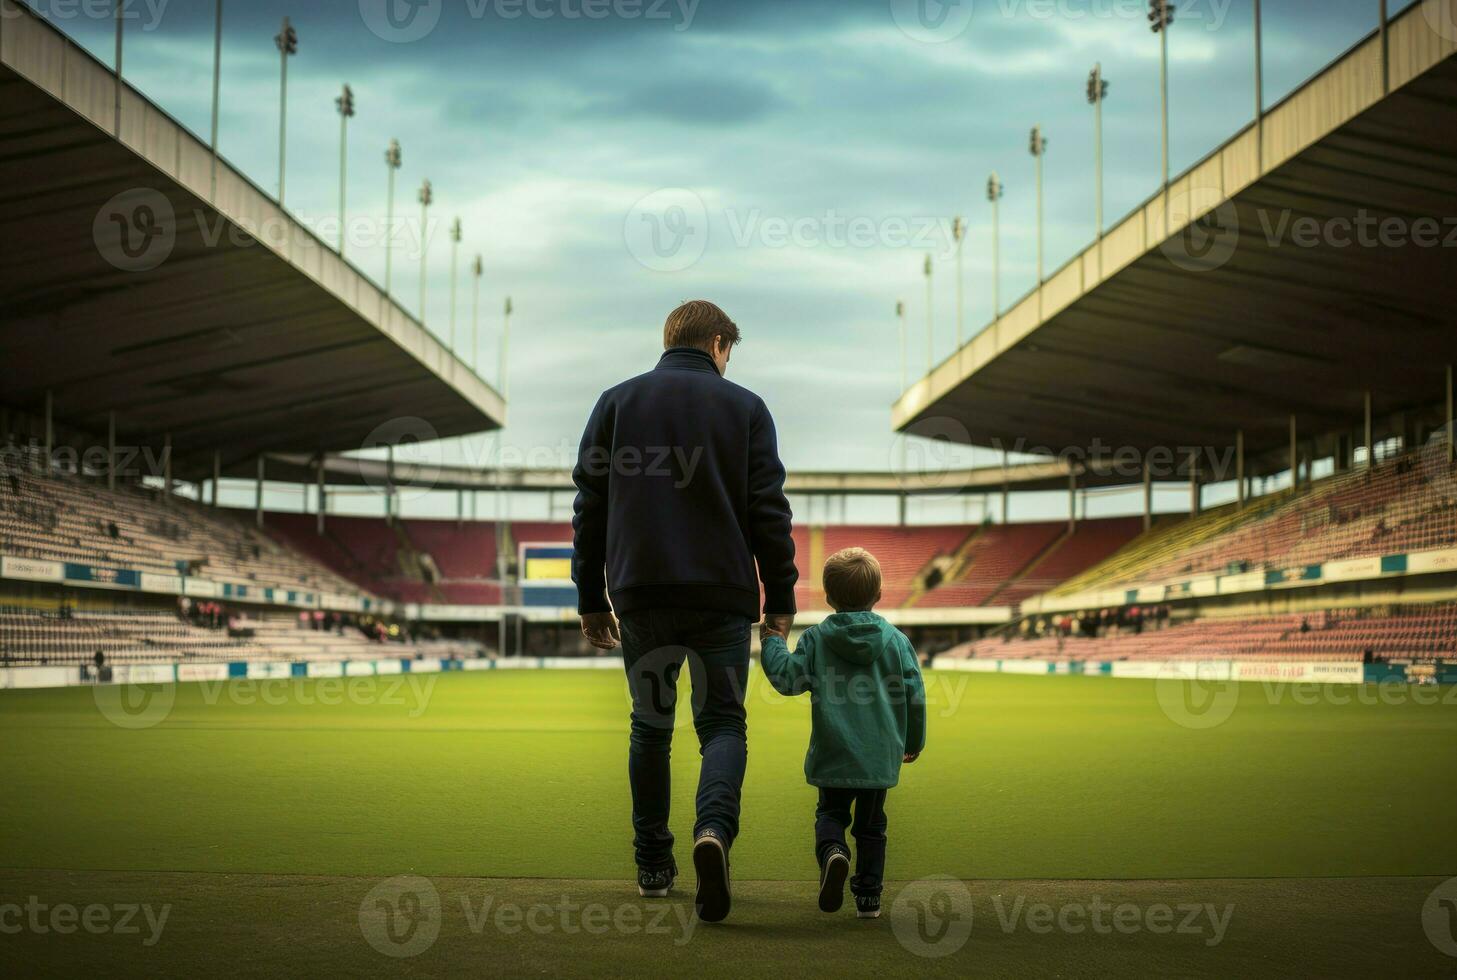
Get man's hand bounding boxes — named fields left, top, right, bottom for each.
left=580, top=612, right=620, bottom=650
left=759, top=621, right=786, bottom=643
left=763, top=614, right=794, bottom=639
left=903, top=751, right=921, bottom=764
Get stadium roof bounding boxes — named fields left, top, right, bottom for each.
left=0, top=2, right=504, bottom=483
left=892, top=5, right=1457, bottom=478
left=260, top=452, right=1154, bottom=497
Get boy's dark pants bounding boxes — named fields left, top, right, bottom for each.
left=815, top=787, right=889, bottom=897
left=620, top=609, right=751, bottom=871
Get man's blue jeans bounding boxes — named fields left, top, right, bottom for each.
left=619, top=608, right=751, bottom=871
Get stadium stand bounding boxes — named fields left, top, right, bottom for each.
left=0, top=451, right=367, bottom=599
left=945, top=603, right=1457, bottom=662
left=265, top=514, right=1142, bottom=611
left=0, top=605, right=481, bottom=665
left=1051, top=443, right=1457, bottom=596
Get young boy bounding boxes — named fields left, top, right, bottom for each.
left=759, top=547, right=926, bottom=919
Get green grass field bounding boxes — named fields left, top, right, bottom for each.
left=2, top=669, right=1456, bottom=976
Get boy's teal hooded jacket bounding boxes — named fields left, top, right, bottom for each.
left=760, top=611, right=926, bottom=789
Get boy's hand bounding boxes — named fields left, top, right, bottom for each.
left=763, top=614, right=794, bottom=637
left=759, top=621, right=787, bottom=643
left=580, top=612, right=620, bottom=650
left=903, top=751, right=921, bottom=764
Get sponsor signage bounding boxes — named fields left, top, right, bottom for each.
left=0, top=556, right=64, bottom=582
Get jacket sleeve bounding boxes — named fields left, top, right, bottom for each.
left=760, top=629, right=813, bottom=697
left=571, top=393, right=613, bottom=615
left=901, top=636, right=927, bottom=756
left=747, top=398, right=798, bottom=616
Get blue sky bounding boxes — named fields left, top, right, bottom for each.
left=24, top=0, right=1417, bottom=518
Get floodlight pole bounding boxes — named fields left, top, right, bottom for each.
left=1030, top=126, right=1046, bottom=286
left=418, top=179, right=433, bottom=324
left=113, top=0, right=123, bottom=136
left=210, top=0, right=223, bottom=196
left=896, top=300, right=907, bottom=391
left=1253, top=0, right=1263, bottom=170
left=1087, top=64, right=1109, bottom=271
left=275, top=16, right=297, bottom=206
left=986, top=173, right=1003, bottom=328
left=384, top=140, right=402, bottom=295
left=923, top=254, right=933, bottom=373
left=449, top=218, right=462, bottom=351
left=336, top=84, right=355, bottom=255
left=1149, top=0, right=1173, bottom=236
left=952, top=216, right=965, bottom=350
left=472, top=255, right=484, bottom=374
left=500, top=297, right=513, bottom=399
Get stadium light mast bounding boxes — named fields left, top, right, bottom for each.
left=500, top=296, right=513, bottom=399
left=896, top=300, right=907, bottom=392
left=418, top=179, right=433, bottom=323
left=448, top=218, right=463, bottom=351
left=383, top=139, right=402, bottom=295
left=1149, top=0, right=1174, bottom=235
left=472, top=255, right=484, bottom=374
left=335, top=84, right=355, bottom=256
left=1029, top=126, right=1048, bottom=308
left=952, top=216, right=965, bottom=350
left=274, top=16, right=298, bottom=206
left=1087, top=64, right=1109, bottom=259
left=209, top=0, right=223, bottom=196
left=986, top=173, right=1003, bottom=321
left=923, top=254, right=934, bottom=373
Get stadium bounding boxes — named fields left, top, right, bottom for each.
left=3, top=0, right=1457, bottom=975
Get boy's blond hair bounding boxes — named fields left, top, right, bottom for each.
left=823, top=547, right=882, bottom=611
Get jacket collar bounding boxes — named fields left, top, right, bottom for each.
left=655, top=346, right=721, bottom=375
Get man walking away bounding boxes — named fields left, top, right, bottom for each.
left=571, top=300, right=798, bottom=923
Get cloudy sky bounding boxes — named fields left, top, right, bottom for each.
left=24, top=0, right=1416, bottom=516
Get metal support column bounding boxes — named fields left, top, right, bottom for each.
left=163, top=434, right=173, bottom=502
left=1289, top=415, right=1298, bottom=489
left=43, top=391, right=53, bottom=466
left=1188, top=450, right=1199, bottom=517
left=107, top=412, right=117, bottom=491
left=255, top=455, right=265, bottom=528
left=1067, top=472, right=1077, bottom=534
left=212, top=451, right=221, bottom=507
left=316, top=457, right=326, bottom=536
left=1142, top=457, right=1152, bottom=532
left=1364, top=392, right=1373, bottom=468
left=1236, top=430, right=1245, bottom=507
left=1447, top=364, right=1454, bottom=463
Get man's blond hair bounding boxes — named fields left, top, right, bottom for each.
left=823, top=547, right=882, bottom=611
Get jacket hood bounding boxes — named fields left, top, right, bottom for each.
left=818, top=611, right=887, bottom=666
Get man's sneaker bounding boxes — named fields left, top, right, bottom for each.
left=637, top=864, right=676, bottom=898
left=818, top=847, right=850, bottom=913
left=855, top=894, right=882, bottom=919
left=692, top=830, right=731, bottom=923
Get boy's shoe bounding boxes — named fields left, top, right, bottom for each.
left=855, top=894, right=882, bottom=919
left=637, top=863, right=676, bottom=898
left=692, top=830, right=731, bottom=923
left=818, top=848, right=850, bottom=913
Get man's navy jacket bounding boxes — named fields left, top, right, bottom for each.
left=571, top=346, right=798, bottom=621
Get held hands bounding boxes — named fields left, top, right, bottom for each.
left=759, top=614, right=794, bottom=643
left=903, top=751, right=921, bottom=764
left=580, top=612, right=620, bottom=650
